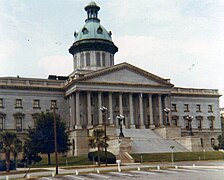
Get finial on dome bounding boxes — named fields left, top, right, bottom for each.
left=84, top=1, right=100, bottom=22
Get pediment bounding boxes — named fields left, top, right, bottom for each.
left=76, top=63, right=173, bottom=87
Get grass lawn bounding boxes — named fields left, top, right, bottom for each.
left=132, top=151, right=224, bottom=163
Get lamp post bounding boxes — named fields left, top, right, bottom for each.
left=117, top=115, right=125, bottom=137
left=164, top=108, right=170, bottom=126
left=53, top=105, right=58, bottom=175
left=100, top=106, right=108, bottom=166
left=170, top=146, right=175, bottom=166
left=186, top=115, right=194, bottom=136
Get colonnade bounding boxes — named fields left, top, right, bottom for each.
left=67, top=91, right=171, bottom=130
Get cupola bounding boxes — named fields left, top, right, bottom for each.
left=69, top=2, right=118, bottom=72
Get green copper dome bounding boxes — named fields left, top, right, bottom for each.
left=73, top=1, right=112, bottom=43
left=74, top=22, right=112, bottom=42
left=69, top=2, right=118, bottom=55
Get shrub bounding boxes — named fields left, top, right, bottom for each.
left=88, top=151, right=116, bottom=164
left=0, top=160, right=16, bottom=171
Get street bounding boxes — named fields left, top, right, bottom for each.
left=37, top=167, right=224, bottom=180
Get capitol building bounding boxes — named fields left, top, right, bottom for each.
left=0, top=2, right=221, bottom=158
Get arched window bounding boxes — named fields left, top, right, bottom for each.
left=86, top=53, right=90, bottom=66
left=74, top=55, right=77, bottom=68
left=102, top=53, right=106, bottom=66
left=97, top=27, right=103, bottom=34
left=80, top=53, right=84, bottom=67
left=96, top=52, right=101, bottom=66
left=82, top=27, right=88, bottom=35
left=110, top=54, right=113, bottom=65
left=211, top=138, right=215, bottom=147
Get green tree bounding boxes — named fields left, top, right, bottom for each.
left=0, top=131, right=19, bottom=172
left=23, top=111, right=70, bottom=165
left=88, top=128, right=108, bottom=166
left=217, top=135, right=224, bottom=149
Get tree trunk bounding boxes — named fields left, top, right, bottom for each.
left=48, top=153, right=51, bottom=165
left=5, top=150, right=10, bottom=173
left=97, top=146, right=100, bottom=166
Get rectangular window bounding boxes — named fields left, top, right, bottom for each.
left=196, top=104, right=201, bottom=112
left=33, top=99, right=40, bottom=109
left=171, top=104, right=177, bottom=112
left=197, top=120, right=202, bottom=129
left=115, top=98, right=119, bottom=107
left=184, top=104, right=189, bottom=112
left=0, top=99, right=3, bottom=108
left=0, top=117, right=3, bottom=131
left=15, top=99, right=22, bottom=108
left=208, top=105, right=213, bottom=113
left=185, top=120, right=190, bottom=129
left=122, top=98, right=127, bottom=107
left=51, top=100, right=57, bottom=109
left=16, top=117, right=22, bottom=132
left=209, top=120, right=214, bottom=129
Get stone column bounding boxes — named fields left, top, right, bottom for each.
left=109, top=92, right=113, bottom=125
left=75, top=91, right=81, bottom=129
left=139, top=94, right=145, bottom=128
left=69, top=95, right=74, bottom=129
left=129, top=93, right=135, bottom=128
left=167, top=95, right=172, bottom=125
left=158, top=94, right=163, bottom=126
left=119, top=93, right=123, bottom=115
left=148, top=94, right=155, bottom=129
left=87, top=91, right=93, bottom=129
left=98, top=92, right=103, bottom=125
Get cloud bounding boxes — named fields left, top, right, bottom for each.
left=38, top=55, right=72, bottom=76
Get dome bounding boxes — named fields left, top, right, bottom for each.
left=74, top=21, right=112, bottom=42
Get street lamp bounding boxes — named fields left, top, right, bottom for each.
left=100, top=106, right=108, bottom=166
left=117, top=115, right=125, bottom=137
left=164, top=108, right=170, bottom=126
left=186, top=115, right=194, bottom=136
left=170, top=146, right=175, bottom=166
left=53, top=105, right=58, bottom=175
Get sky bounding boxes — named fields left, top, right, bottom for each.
left=0, top=0, right=224, bottom=106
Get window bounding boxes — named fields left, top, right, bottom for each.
left=211, top=138, right=215, bottom=147
left=102, top=53, right=106, bottom=66
left=97, top=27, right=103, bottom=34
left=96, top=53, right=101, bottom=66
left=86, top=53, right=90, bottom=66
left=184, top=104, right=189, bottom=112
left=16, top=117, right=22, bottom=132
left=197, top=119, right=202, bottom=129
left=15, top=99, right=22, bottom=108
left=0, top=117, right=3, bottom=131
left=209, top=119, right=214, bottom=129
left=208, top=105, right=213, bottom=113
left=200, top=138, right=203, bottom=147
left=172, top=116, right=179, bottom=126
left=33, top=99, right=40, bottom=109
left=115, top=98, right=119, bottom=107
left=0, top=99, right=3, bottom=108
left=91, top=114, right=94, bottom=125
left=80, top=53, right=84, bottom=67
left=196, top=104, right=201, bottom=112
left=122, top=97, right=127, bottom=107
left=110, top=54, right=113, bottom=65
left=51, top=100, right=57, bottom=109
left=82, top=27, right=88, bottom=34
left=171, top=104, right=177, bottom=112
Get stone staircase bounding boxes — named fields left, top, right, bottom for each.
left=116, top=128, right=189, bottom=153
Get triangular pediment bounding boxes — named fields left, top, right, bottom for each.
left=74, top=63, right=173, bottom=87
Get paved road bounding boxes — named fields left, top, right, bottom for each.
left=37, top=167, right=224, bottom=180
left=1, top=161, right=224, bottom=179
